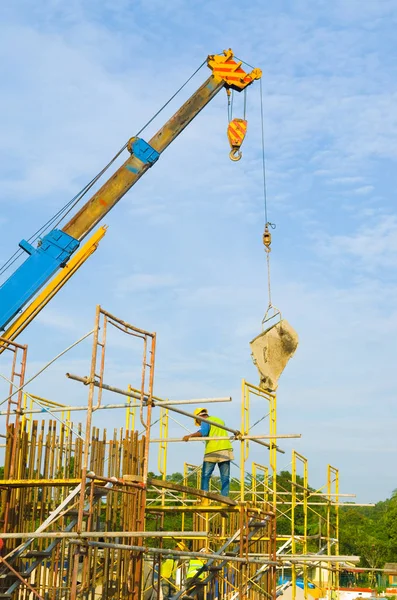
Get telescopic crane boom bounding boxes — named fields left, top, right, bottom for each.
left=0, top=50, right=261, bottom=335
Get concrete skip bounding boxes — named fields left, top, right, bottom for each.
left=250, top=319, right=299, bottom=391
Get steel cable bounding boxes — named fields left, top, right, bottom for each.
left=0, top=59, right=207, bottom=277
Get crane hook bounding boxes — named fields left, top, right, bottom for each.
left=229, top=147, right=242, bottom=161
left=263, top=223, right=271, bottom=251
left=227, top=118, right=247, bottom=162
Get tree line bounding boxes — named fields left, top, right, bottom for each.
left=146, top=469, right=397, bottom=570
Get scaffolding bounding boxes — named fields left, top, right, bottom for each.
left=0, top=305, right=360, bottom=600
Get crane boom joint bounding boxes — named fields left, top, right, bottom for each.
left=126, top=137, right=160, bottom=165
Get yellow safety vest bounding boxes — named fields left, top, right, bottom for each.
left=186, top=559, right=205, bottom=580
left=161, top=558, right=177, bottom=579
left=204, top=416, right=232, bottom=456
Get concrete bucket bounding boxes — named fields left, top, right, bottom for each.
left=250, top=319, right=299, bottom=391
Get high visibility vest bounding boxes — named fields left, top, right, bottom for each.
left=186, top=558, right=205, bottom=580
left=161, top=558, right=177, bottom=579
left=204, top=416, right=233, bottom=456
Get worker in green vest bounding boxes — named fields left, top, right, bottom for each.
left=183, top=407, right=234, bottom=496
left=160, top=554, right=178, bottom=600
left=185, top=549, right=207, bottom=600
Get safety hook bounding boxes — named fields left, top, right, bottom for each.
left=229, top=147, right=242, bottom=161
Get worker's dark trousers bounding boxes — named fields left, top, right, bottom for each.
left=186, top=578, right=205, bottom=600
left=201, top=460, right=230, bottom=496
left=161, top=579, right=175, bottom=599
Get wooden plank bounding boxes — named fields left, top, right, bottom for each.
left=145, top=477, right=238, bottom=506
left=0, top=479, right=82, bottom=488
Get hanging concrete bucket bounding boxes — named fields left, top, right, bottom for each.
left=250, top=317, right=299, bottom=392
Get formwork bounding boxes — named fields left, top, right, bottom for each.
left=0, top=306, right=356, bottom=600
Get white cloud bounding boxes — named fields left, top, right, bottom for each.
left=116, top=273, right=179, bottom=294
left=315, top=213, right=397, bottom=270
left=352, top=185, right=375, bottom=196
left=36, top=308, right=81, bottom=332
left=328, top=176, right=366, bottom=186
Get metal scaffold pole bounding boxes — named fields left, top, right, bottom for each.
left=0, top=305, right=364, bottom=600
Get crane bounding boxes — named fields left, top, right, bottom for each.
left=0, top=49, right=262, bottom=342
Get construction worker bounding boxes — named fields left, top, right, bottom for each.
left=185, top=549, right=207, bottom=600
left=183, top=408, right=233, bottom=497
left=160, top=552, right=178, bottom=600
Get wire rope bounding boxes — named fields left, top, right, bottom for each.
left=259, top=78, right=269, bottom=225
left=258, top=75, right=279, bottom=325
left=0, top=59, right=207, bottom=276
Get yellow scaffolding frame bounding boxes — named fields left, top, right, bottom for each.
left=138, top=378, right=345, bottom=600
left=240, top=380, right=277, bottom=509
left=21, top=393, right=71, bottom=435
left=251, top=463, right=269, bottom=505
left=291, top=450, right=309, bottom=600
left=158, top=406, right=169, bottom=480
left=327, top=465, right=339, bottom=600
left=182, top=462, right=202, bottom=532
left=125, top=384, right=138, bottom=432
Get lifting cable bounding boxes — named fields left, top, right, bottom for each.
left=231, top=56, right=278, bottom=326
left=259, top=76, right=278, bottom=328
left=0, top=59, right=207, bottom=278
left=0, top=149, right=128, bottom=279
left=227, top=88, right=247, bottom=123
left=228, top=90, right=234, bottom=122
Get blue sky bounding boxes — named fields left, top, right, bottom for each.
left=1, top=0, right=397, bottom=503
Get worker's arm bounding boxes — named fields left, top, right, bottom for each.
left=183, top=431, right=203, bottom=442
left=183, top=420, right=210, bottom=442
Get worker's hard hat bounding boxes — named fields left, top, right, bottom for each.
left=199, top=547, right=207, bottom=553
left=194, top=407, right=208, bottom=426
left=193, top=408, right=208, bottom=417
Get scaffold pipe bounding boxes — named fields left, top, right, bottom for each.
left=69, top=540, right=280, bottom=565
left=0, top=531, right=207, bottom=540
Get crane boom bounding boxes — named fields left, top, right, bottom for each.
left=0, top=49, right=261, bottom=333
left=63, top=73, right=223, bottom=241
